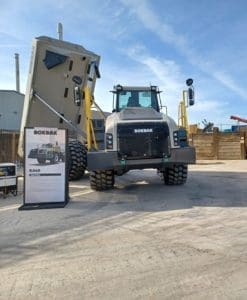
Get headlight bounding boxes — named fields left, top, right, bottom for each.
left=173, top=129, right=188, bottom=147
left=173, top=131, right=179, bottom=146
left=106, top=133, right=113, bottom=149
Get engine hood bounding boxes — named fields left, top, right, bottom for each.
left=119, top=107, right=163, bottom=120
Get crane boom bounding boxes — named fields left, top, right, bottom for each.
left=230, top=115, right=247, bottom=123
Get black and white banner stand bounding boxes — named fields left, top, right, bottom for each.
left=19, top=127, right=69, bottom=210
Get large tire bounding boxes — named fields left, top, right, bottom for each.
left=163, top=164, right=188, bottom=185
left=68, top=140, right=87, bottom=180
left=37, top=157, right=46, bottom=164
left=90, top=170, right=115, bottom=191
left=50, top=153, right=59, bottom=164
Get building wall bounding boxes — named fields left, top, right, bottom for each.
left=0, top=131, right=20, bottom=163
left=0, top=90, right=24, bottom=131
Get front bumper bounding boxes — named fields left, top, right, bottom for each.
left=87, top=147, right=196, bottom=171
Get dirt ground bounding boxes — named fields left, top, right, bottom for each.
left=0, top=160, right=247, bottom=300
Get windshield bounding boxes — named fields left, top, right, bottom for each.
left=117, top=90, right=159, bottom=112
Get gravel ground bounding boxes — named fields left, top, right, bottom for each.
left=0, top=160, right=247, bottom=300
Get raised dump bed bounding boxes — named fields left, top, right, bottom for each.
left=18, top=36, right=101, bottom=179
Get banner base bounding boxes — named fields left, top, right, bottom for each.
left=19, top=202, right=68, bottom=211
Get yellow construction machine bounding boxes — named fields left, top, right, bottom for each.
left=178, top=78, right=195, bottom=133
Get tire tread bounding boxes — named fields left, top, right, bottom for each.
left=163, top=164, right=188, bottom=185
left=68, top=140, right=87, bottom=180
left=90, top=170, right=114, bottom=191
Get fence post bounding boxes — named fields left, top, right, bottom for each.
left=212, top=130, right=219, bottom=159
left=240, top=132, right=246, bottom=159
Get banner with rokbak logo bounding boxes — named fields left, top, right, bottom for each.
left=19, top=127, right=68, bottom=210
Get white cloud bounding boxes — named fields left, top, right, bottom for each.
left=121, top=0, right=187, bottom=50
left=123, top=44, right=195, bottom=118
left=188, top=97, right=232, bottom=127
left=121, top=43, right=231, bottom=124
left=127, top=47, right=182, bottom=90
left=120, top=0, right=247, bottom=101
left=212, top=70, right=246, bottom=99
left=192, top=100, right=226, bottom=113
left=115, top=43, right=230, bottom=124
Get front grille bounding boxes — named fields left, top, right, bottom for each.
left=117, top=122, right=170, bottom=159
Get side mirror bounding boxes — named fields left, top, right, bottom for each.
left=73, top=86, right=82, bottom=106
left=188, top=87, right=195, bottom=106
left=186, top=78, right=193, bottom=86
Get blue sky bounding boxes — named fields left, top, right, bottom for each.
left=0, top=0, right=247, bottom=128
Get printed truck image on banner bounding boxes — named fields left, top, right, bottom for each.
left=24, top=127, right=68, bottom=205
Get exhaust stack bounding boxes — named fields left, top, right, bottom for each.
left=15, top=53, right=20, bottom=92
left=57, top=23, right=63, bottom=40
